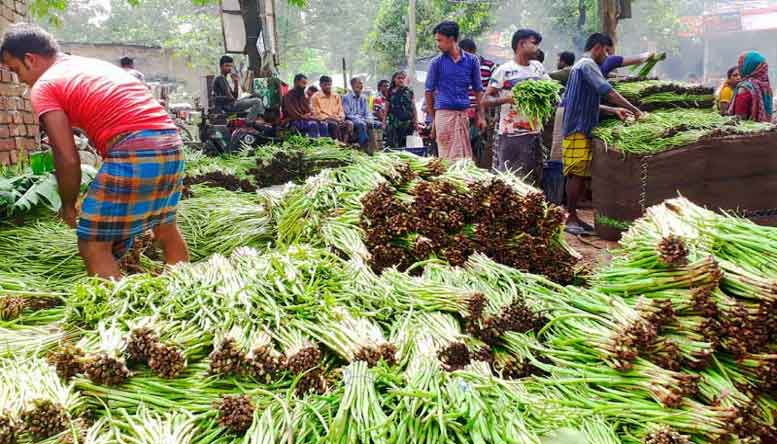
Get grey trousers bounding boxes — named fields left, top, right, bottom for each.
left=493, top=133, right=543, bottom=187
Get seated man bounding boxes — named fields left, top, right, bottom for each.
left=282, top=73, right=328, bottom=138
left=312, top=75, right=353, bottom=142
left=212, top=55, right=263, bottom=114
left=343, top=77, right=380, bottom=149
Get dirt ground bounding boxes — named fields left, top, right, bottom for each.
left=563, top=208, right=619, bottom=271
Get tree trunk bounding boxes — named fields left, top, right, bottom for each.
left=407, top=0, right=417, bottom=91
left=598, top=0, right=619, bottom=44
left=240, top=0, right=262, bottom=88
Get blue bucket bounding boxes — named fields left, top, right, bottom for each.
left=542, top=160, right=564, bottom=204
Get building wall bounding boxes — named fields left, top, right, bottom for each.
left=60, top=42, right=204, bottom=94
left=0, top=0, right=39, bottom=165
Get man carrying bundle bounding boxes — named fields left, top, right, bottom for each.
left=481, top=29, right=549, bottom=185
left=562, top=33, right=642, bottom=235
left=1, top=23, right=189, bottom=278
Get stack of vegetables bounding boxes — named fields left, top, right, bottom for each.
left=612, top=80, right=715, bottom=110
left=274, top=153, right=578, bottom=284
left=593, top=108, right=775, bottom=155
left=183, top=136, right=357, bottom=193
left=6, top=144, right=777, bottom=443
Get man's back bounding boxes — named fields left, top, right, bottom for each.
left=31, top=55, right=174, bottom=156
left=562, top=57, right=612, bottom=137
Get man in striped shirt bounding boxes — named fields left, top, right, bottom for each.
left=460, top=39, right=496, bottom=167
left=561, top=33, right=642, bottom=234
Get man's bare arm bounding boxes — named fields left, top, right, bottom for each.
left=481, top=85, right=512, bottom=109
left=424, top=91, right=436, bottom=123
left=42, top=111, right=81, bottom=211
left=605, top=90, right=642, bottom=117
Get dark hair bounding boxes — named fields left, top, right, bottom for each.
left=584, top=33, right=614, bottom=51
left=377, top=79, right=389, bottom=89
left=559, top=51, right=575, bottom=67
left=536, top=49, right=545, bottom=63
left=120, top=57, right=133, bottom=67
left=390, top=71, right=406, bottom=91
left=433, top=21, right=459, bottom=40
left=219, top=55, right=234, bottom=66
left=727, top=66, right=738, bottom=78
left=511, top=29, right=542, bottom=52
left=293, top=73, right=307, bottom=83
left=319, top=75, right=332, bottom=84
left=306, top=85, right=318, bottom=93
left=350, top=76, right=362, bottom=86
left=0, top=23, right=60, bottom=60
left=459, top=38, right=476, bottom=53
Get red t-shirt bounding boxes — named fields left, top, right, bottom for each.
left=30, top=55, right=175, bottom=156
left=733, top=89, right=753, bottom=118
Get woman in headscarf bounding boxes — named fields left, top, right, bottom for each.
left=729, top=51, right=773, bottom=122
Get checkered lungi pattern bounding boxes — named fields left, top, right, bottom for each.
left=562, top=132, right=593, bottom=177
left=77, top=129, right=184, bottom=257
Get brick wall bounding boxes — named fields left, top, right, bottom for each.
left=0, top=0, right=38, bottom=166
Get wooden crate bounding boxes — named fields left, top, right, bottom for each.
left=592, top=131, right=777, bottom=240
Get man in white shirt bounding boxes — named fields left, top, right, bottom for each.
left=481, top=29, right=550, bottom=186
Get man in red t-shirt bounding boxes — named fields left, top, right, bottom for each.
left=1, top=23, right=189, bottom=278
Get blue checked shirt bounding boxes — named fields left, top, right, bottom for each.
left=343, top=92, right=374, bottom=125
left=562, top=56, right=613, bottom=137
left=425, top=51, right=484, bottom=111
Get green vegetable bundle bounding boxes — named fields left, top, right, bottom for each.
left=511, top=79, right=562, bottom=130
left=593, top=108, right=775, bottom=155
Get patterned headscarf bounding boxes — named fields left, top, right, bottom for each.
left=728, top=51, right=773, bottom=122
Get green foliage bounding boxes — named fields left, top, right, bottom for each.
left=365, top=0, right=499, bottom=75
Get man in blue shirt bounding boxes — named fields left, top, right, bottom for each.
left=562, top=33, right=642, bottom=235
left=343, top=77, right=379, bottom=149
left=424, top=21, right=485, bottom=160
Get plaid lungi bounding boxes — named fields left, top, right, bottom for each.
left=77, top=129, right=184, bottom=257
left=562, top=132, right=593, bottom=178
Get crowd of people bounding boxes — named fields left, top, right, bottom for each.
left=207, top=20, right=776, bottom=237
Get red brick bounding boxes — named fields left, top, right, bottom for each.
left=0, top=127, right=8, bottom=138
left=0, top=138, right=14, bottom=151
left=10, top=124, right=25, bottom=136
left=0, top=151, right=10, bottom=165
left=15, top=137, right=36, bottom=151
left=8, top=149, right=17, bottom=164
left=22, top=112, right=34, bottom=124
left=24, top=100, right=32, bottom=112
left=0, top=83, right=14, bottom=96
left=26, top=125, right=37, bottom=136
left=4, top=97, right=14, bottom=111
left=0, top=112, right=10, bottom=124
left=0, top=97, right=7, bottom=110
left=0, top=69, right=12, bottom=83
left=10, top=111, right=21, bottom=124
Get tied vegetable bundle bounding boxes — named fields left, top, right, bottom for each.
left=593, top=108, right=775, bottom=155
left=511, top=79, right=562, bottom=130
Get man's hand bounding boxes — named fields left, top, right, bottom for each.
left=60, top=205, right=77, bottom=228
left=613, top=108, right=634, bottom=121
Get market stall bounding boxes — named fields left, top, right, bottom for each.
left=592, top=80, right=777, bottom=240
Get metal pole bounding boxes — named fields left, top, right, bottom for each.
left=408, top=0, right=417, bottom=91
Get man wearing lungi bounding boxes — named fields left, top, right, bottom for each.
left=1, top=24, right=189, bottom=278
left=425, top=21, right=485, bottom=161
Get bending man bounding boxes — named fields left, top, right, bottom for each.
left=1, top=23, right=189, bottom=278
